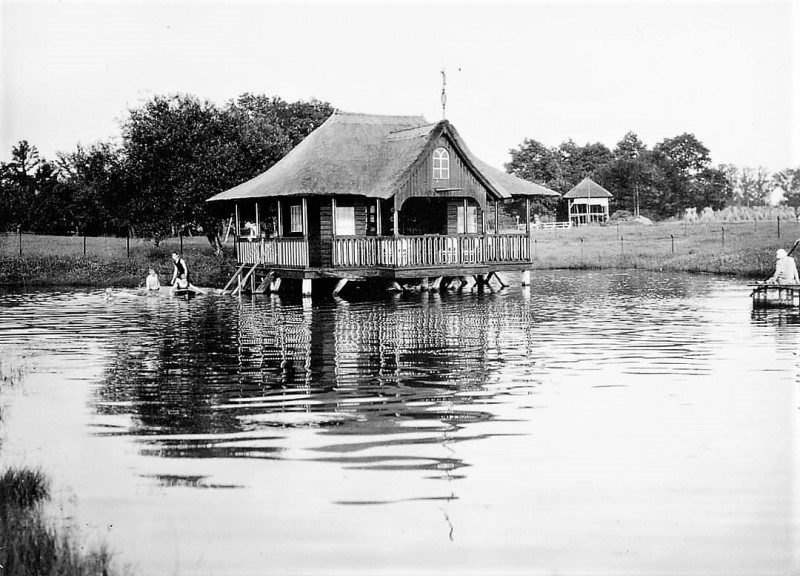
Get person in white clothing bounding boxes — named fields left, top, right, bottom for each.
left=767, top=248, right=799, bottom=284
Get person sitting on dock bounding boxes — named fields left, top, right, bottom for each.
left=766, top=248, right=799, bottom=285
left=145, top=268, right=161, bottom=291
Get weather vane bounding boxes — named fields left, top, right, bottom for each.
left=441, top=68, right=447, bottom=120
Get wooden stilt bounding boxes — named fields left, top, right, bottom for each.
left=255, top=272, right=273, bottom=294
left=420, top=277, right=430, bottom=291
left=333, top=279, right=349, bottom=296
left=270, top=277, right=282, bottom=293
left=521, top=270, right=531, bottom=286
left=301, top=279, right=312, bottom=296
left=429, top=276, right=443, bottom=292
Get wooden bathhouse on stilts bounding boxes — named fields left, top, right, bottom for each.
left=564, top=177, right=612, bottom=226
left=206, top=110, right=560, bottom=296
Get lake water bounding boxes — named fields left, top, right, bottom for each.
left=0, top=270, right=797, bottom=575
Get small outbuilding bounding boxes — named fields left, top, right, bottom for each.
left=564, top=177, right=612, bottom=226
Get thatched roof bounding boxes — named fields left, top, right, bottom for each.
left=563, top=177, right=613, bottom=199
left=207, top=110, right=559, bottom=203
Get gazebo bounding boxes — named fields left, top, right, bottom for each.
left=564, top=177, right=612, bottom=226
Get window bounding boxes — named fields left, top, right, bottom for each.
left=457, top=204, right=478, bottom=234
left=433, top=147, right=450, bottom=180
left=335, top=206, right=355, bottom=236
left=290, top=204, right=303, bottom=233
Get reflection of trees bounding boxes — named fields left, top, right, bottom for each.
left=97, top=297, right=246, bottom=435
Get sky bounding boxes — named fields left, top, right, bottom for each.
left=1, top=0, right=798, bottom=173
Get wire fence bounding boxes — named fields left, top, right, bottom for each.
left=2, top=218, right=799, bottom=263
left=0, top=233, right=231, bottom=259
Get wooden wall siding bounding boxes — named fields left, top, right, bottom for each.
left=318, top=200, right=333, bottom=267
left=394, top=136, right=489, bottom=212
left=306, top=198, right=322, bottom=267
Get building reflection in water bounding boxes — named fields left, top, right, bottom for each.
left=95, top=291, right=543, bottom=482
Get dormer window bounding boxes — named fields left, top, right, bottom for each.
left=433, top=148, right=450, bottom=180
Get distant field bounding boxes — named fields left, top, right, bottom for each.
left=529, top=218, right=800, bottom=278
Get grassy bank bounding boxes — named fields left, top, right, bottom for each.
left=528, top=219, right=800, bottom=279
left=0, top=360, right=122, bottom=576
left=1, top=220, right=799, bottom=287
left=0, top=234, right=237, bottom=288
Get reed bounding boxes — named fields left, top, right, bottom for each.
left=0, top=363, right=126, bottom=576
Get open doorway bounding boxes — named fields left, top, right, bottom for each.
left=399, top=198, right=448, bottom=236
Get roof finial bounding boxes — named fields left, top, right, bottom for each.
left=441, top=68, right=447, bottom=120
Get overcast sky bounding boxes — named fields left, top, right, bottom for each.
left=1, top=0, right=798, bottom=173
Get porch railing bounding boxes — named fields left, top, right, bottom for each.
left=333, top=234, right=531, bottom=268
left=236, top=234, right=532, bottom=269
left=236, top=238, right=309, bottom=267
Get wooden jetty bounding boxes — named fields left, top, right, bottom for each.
left=207, top=111, right=561, bottom=297
left=750, top=284, right=800, bottom=308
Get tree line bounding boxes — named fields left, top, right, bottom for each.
left=506, top=132, right=800, bottom=220
left=0, top=94, right=333, bottom=249
left=2, top=92, right=798, bottom=249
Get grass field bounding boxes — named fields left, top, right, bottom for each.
left=528, top=218, right=800, bottom=279
left=1, top=219, right=799, bottom=287
left=0, top=234, right=237, bottom=288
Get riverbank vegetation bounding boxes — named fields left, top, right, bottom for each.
left=1, top=217, right=798, bottom=288
left=0, top=234, right=236, bottom=288
left=0, top=360, right=122, bottom=576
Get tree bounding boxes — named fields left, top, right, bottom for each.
left=773, top=167, right=800, bottom=207
left=0, top=141, right=68, bottom=233
left=57, top=142, right=129, bottom=235
left=650, top=133, right=714, bottom=217
left=505, top=138, right=560, bottom=189
left=738, top=167, right=757, bottom=207
left=119, top=93, right=333, bottom=249
left=752, top=166, right=774, bottom=206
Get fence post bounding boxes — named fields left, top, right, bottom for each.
left=127, top=235, right=130, bottom=258
left=671, top=234, right=674, bottom=254
left=777, top=216, right=781, bottom=239
left=83, top=236, right=86, bottom=256
left=620, top=236, right=624, bottom=254
left=721, top=227, right=725, bottom=249
left=18, top=230, right=22, bottom=257
left=580, top=237, right=584, bottom=257
left=533, top=238, right=537, bottom=257
left=180, top=232, right=184, bottom=254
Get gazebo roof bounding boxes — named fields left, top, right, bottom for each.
left=563, top=177, right=613, bottom=199
left=207, top=110, right=559, bottom=203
